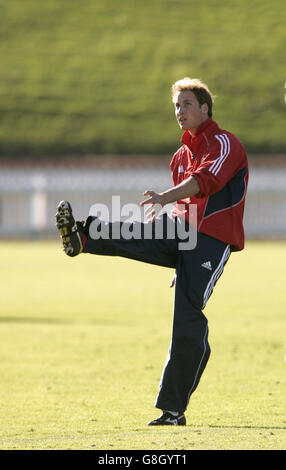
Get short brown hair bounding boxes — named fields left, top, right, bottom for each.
left=171, top=77, right=214, bottom=117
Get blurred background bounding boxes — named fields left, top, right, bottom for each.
left=0, top=0, right=285, bottom=239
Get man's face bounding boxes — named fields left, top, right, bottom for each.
left=173, top=90, right=208, bottom=134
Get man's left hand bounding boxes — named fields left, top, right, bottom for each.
left=140, top=190, right=165, bottom=221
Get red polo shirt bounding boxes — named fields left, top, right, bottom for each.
left=170, top=118, right=248, bottom=251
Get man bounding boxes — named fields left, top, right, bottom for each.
left=56, top=77, right=248, bottom=426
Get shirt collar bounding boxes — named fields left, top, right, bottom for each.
left=181, top=118, right=218, bottom=150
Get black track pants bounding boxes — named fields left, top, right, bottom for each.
left=83, top=214, right=231, bottom=412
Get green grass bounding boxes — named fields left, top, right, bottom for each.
left=0, top=0, right=286, bottom=158
left=0, top=241, right=285, bottom=450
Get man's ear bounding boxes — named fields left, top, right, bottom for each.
left=201, top=103, right=208, bottom=115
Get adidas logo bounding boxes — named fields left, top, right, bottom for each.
left=201, top=261, right=212, bottom=271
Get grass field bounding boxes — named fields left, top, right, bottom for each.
left=1, top=0, right=286, bottom=158
left=0, top=240, right=285, bottom=450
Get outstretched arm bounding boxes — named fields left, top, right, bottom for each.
left=140, top=175, right=200, bottom=221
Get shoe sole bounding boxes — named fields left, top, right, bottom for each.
left=56, top=200, right=83, bottom=256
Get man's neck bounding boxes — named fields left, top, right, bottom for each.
left=188, top=117, right=209, bottom=136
